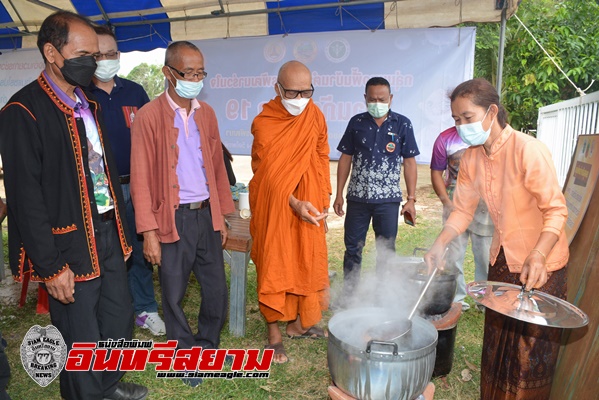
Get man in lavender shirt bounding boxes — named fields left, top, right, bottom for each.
left=131, top=41, right=235, bottom=387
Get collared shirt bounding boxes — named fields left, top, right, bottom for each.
left=88, top=76, right=150, bottom=177
left=43, top=71, right=113, bottom=213
left=431, top=126, right=469, bottom=188
left=446, top=125, right=569, bottom=273
left=130, top=93, right=235, bottom=242
left=337, top=110, right=419, bottom=203
left=165, top=91, right=209, bottom=203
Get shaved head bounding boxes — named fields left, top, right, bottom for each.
left=275, top=60, right=312, bottom=97
left=278, top=60, right=310, bottom=83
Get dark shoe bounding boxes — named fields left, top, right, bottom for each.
left=181, top=377, right=203, bottom=387
left=104, top=382, right=148, bottom=400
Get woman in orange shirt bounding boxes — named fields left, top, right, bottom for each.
left=425, top=78, right=568, bottom=400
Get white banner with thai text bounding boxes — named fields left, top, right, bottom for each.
left=0, top=28, right=475, bottom=163
left=195, top=28, right=475, bottom=162
left=0, top=49, right=44, bottom=107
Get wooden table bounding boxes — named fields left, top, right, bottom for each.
left=223, top=206, right=252, bottom=337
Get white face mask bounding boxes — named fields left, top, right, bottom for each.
left=456, top=106, right=495, bottom=146
left=94, top=59, right=120, bottom=82
left=281, top=97, right=310, bottom=116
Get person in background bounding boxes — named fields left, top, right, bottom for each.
left=425, top=78, right=568, bottom=399
left=430, top=126, right=494, bottom=311
left=250, top=60, right=331, bottom=364
left=89, top=25, right=165, bottom=336
left=334, top=77, right=419, bottom=305
left=130, top=41, right=234, bottom=387
left=0, top=11, right=146, bottom=400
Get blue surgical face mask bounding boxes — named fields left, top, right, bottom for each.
left=170, top=69, right=203, bottom=99
left=456, top=106, right=494, bottom=146
left=367, top=102, right=390, bottom=119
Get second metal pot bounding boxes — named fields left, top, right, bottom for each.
left=409, top=271, right=457, bottom=315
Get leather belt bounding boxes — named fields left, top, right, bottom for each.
left=99, top=209, right=115, bottom=221
left=179, top=199, right=210, bottom=210
left=119, top=175, right=130, bottom=184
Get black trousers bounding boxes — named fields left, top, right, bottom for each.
left=342, top=201, right=400, bottom=290
left=160, top=206, right=228, bottom=350
left=48, top=219, right=133, bottom=400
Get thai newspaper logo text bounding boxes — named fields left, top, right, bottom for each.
left=22, top=327, right=273, bottom=386
left=66, top=339, right=273, bottom=379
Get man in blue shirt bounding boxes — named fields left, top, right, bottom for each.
left=89, top=25, right=165, bottom=336
left=334, top=77, right=419, bottom=304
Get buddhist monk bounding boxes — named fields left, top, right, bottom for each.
left=249, top=60, right=331, bottom=363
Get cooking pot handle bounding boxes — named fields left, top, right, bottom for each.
left=365, top=340, right=399, bottom=356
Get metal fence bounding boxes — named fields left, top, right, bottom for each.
left=536, top=91, right=599, bottom=187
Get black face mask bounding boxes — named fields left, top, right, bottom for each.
left=59, top=54, right=97, bottom=87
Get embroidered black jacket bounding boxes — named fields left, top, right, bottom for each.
left=0, top=73, right=132, bottom=282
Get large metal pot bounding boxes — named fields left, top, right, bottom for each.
left=387, top=256, right=457, bottom=316
left=328, top=307, right=438, bottom=400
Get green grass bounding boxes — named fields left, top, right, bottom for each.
left=0, top=202, right=485, bottom=399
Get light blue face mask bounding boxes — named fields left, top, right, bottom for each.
left=367, top=102, right=390, bottom=119
left=456, top=106, right=494, bottom=146
left=170, top=69, right=204, bottom=99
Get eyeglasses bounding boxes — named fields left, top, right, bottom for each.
left=277, top=82, right=314, bottom=99
left=95, top=51, right=119, bottom=61
left=167, top=65, right=208, bottom=81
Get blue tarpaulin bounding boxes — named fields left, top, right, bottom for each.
left=0, top=0, right=516, bottom=52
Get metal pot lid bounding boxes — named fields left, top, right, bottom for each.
left=467, top=281, right=589, bottom=328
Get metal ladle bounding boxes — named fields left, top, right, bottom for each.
left=365, top=266, right=439, bottom=342
left=408, top=266, right=439, bottom=320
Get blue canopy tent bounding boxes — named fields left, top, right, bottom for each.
left=0, top=0, right=518, bottom=52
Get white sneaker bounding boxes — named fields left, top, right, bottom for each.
left=135, top=311, right=166, bottom=336
left=460, top=301, right=471, bottom=311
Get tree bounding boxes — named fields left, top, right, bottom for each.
left=472, top=0, right=599, bottom=132
left=124, top=63, right=165, bottom=99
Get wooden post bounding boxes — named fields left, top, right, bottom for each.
left=551, top=135, right=599, bottom=398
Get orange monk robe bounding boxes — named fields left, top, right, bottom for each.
left=249, top=97, right=331, bottom=326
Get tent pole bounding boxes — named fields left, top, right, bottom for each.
left=496, top=6, right=507, bottom=101
left=7, top=0, right=29, bottom=32
left=94, top=0, right=111, bottom=24
left=24, top=0, right=60, bottom=12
